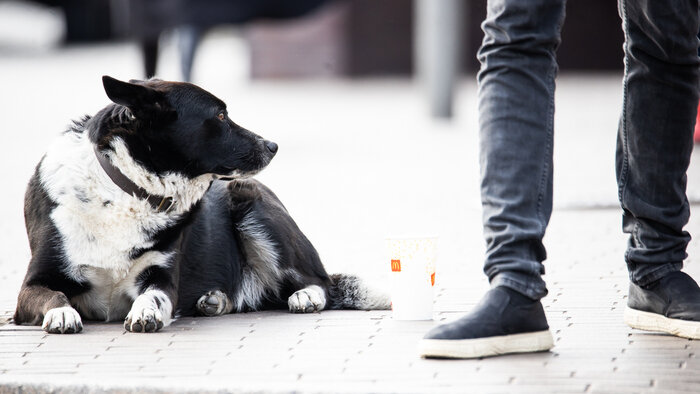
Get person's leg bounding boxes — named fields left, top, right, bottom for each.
left=420, top=0, right=565, bottom=358
left=617, top=0, right=700, bottom=339
left=478, top=1, right=565, bottom=301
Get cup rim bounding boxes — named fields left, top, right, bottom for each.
left=384, top=235, right=439, bottom=241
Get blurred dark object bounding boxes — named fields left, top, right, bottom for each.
left=246, top=3, right=351, bottom=78
left=36, top=0, right=622, bottom=78
left=557, top=1, right=625, bottom=71
left=33, top=0, right=112, bottom=42
left=465, top=0, right=624, bottom=71
left=246, top=1, right=413, bottom=78
left=249, top=0, right=623, bottom=78
left=248, top=0, right=412, bottom=78
left=346, top=1, right=413, bottom=76
left=115, top=0, right=331, bottom=80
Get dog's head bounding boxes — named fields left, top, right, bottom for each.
left=91, top=76, right=277, bottom=179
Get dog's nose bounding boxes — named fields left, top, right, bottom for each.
left=266, top=141, right=278, bottom=154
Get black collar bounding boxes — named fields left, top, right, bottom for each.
left=94, top=147, right=174, bottom=213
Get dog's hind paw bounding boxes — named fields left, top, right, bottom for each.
left=197, top=290, right=231, bottom=316
left=42, top=306, right=83, bottom=334
left=288, top=285, right=327, bottom=313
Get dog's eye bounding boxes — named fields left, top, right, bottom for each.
left=217, top=112, right=226, bottom=121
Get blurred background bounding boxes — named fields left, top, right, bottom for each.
left=0, top=0, right=623, bottom=78
left=1, top=0, right=685, bottom=303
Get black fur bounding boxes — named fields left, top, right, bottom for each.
left=176, top=179, right=333, bottom=314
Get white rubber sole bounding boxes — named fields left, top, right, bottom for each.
left=624, top=306, right=700, bottom=339
left=418, top=330, right=554, bottom=359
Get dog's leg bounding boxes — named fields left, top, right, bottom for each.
left=288, top=285, right=327, bottom=313
left=196, top=290, right=233, bottom=316
left=15, top=286, right=83, bottom=334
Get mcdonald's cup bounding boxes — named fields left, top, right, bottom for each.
left=385, top=237, right=437, bottom=320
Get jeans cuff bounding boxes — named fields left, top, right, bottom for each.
left=630, top=262, right=684, bottom=287
left=491, top=272, right=548, bottom=301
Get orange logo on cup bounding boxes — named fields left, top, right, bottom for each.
left=391, top=259, right=401, bottom=272
left=431, top=273, right=435, bottom=286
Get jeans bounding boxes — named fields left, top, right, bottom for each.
left=478, top=0, right=699, bottom=300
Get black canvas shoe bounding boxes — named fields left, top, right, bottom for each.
left=418, top=286, right=553, bottom=359
left=624, top=271, right=700, bottom=339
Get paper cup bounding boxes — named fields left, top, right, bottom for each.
left=386, top=237, right=437, bottom=320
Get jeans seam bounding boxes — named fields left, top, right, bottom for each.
left=536, top=71, right=554, bottom=239
left=535, top=12, right=564, bottom=242
left=617, top=0, right=631, bottom=207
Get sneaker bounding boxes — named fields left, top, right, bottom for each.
left=624, top=271, right=700, bottom=339
left=418, top=286, right=554, bottom=359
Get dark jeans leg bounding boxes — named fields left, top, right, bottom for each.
left=478, top=0, right=567, bottom=300
left=617, top=0, right=700, bottom=286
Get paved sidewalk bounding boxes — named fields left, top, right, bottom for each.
left=3, top=208, right=700, bottom=394
left=2, top=35, right=700, bottom=393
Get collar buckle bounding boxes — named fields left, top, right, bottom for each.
left=156, top=197, right=175, bottom=213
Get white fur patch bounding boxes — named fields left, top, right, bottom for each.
left=71, top=251, right=174, bottom=321
left=288, top=285, right=327, bottom=313
left=358, top=288, right=391, bottom=310
left=125, top=289, right=173, bottom=332
left=234, top=212, right=282, bottom=311
left=38, top=131, right=209, bottom=321
left=330, top=274, right=391, bottom=310
left=42, top=306, right=83, bottom=334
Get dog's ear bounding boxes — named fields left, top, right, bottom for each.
left=102, top=76, right=167, bottom=116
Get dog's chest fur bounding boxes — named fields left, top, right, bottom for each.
left=38, top=131, right=206, bottom=320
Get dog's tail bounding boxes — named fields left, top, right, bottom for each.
left=327, top=274, right=391, bottom=310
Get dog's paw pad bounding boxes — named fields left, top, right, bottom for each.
left=124, top=307, right=163, bottom=333
left=42, top=307, right=83, bottom=334
left=288, top=286, right=326, bottom=313
left=197, top=290, right=230, bottom=317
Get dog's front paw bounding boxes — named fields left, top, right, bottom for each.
left=288, top=285, right=327, bottom=313
left=124, top=290, right=172, bottom=333
left=197, top=290, right=231, bottom=317
left=124, top=306, right=163, bottom=333
left=42, top=306, right=83, bottom=334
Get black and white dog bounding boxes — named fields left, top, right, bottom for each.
left=14, top=76, right=388, bottom=334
